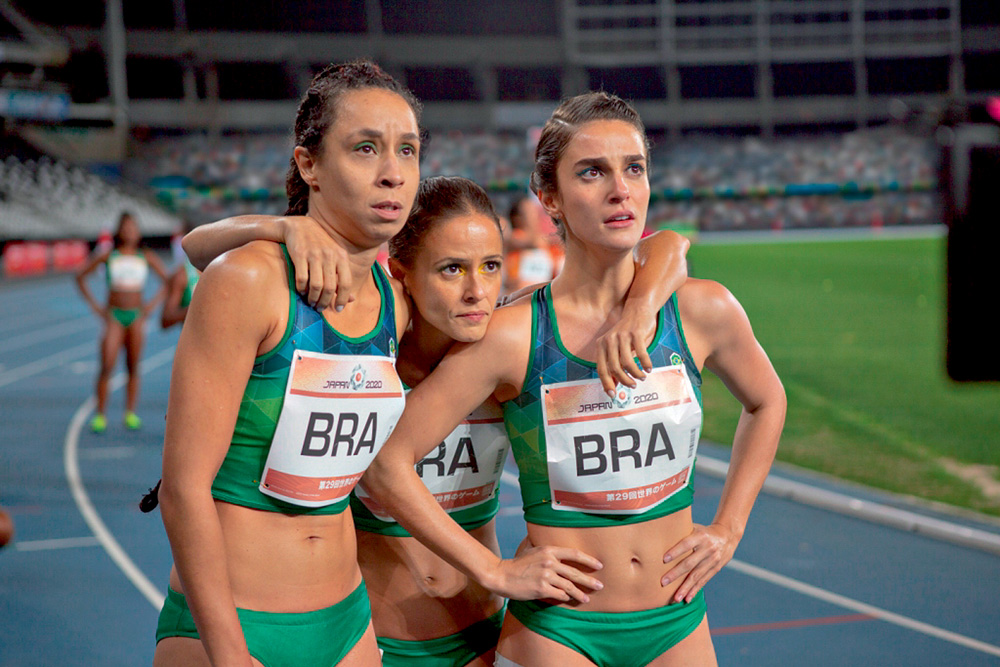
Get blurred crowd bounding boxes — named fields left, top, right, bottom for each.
left=650, top=131, right=935, bottom=192
left=124, top=127, right=940, bottom=230
left=0, top=128, right=940, bottom=240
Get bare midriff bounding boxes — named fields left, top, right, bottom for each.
left=356, top=520, right=505, bottom=640
left=168, top=500, right=363, bottom=613
left=526, top=508, right=695, bottom=612
left=107, top=289, right=143, bottom=310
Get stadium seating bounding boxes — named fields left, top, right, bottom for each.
left=0, top=155, right=178, bottom=241
left=124, top=127, right=938, bottom=230
left=2, top=128, right=939, bottom=237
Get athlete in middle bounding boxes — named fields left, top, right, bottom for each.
left=183, top=177, right=689, bottom=666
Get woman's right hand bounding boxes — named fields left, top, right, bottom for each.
left=279, top=216, right=354, bottom=312
left=487, top=546, right=604, bottom=604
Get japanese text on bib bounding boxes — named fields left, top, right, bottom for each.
left=542, top=366, right=701, bottom=514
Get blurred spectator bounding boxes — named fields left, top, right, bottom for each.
left=503, top=195, right=563, bottom=293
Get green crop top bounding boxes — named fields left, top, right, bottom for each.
left=503, top=286, right=702, bottom=528
left=210, top=247, right=399, bottom=515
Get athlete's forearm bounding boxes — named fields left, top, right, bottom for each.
left=143, top=283, right=168, bottom=316
left=364, top=456, right=503, bottom=590
left=77, top=284, right=103, bottom=317
left=628, top=230, right=689, bottom=315
left=159, top=484, right=253, bottom=666
left=182, top=216, right=285, bottom=270
left=591, top=231, right=689, bottom=391
left=160, top=301, right=188, bottom=328
left=711, top=393, right=785, bottom=538
left=75, top=267, right=105, bottom=316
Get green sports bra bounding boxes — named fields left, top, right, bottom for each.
left=210, top=247, right=400, bottom=515
left=503, top=286, right=703, bottom=528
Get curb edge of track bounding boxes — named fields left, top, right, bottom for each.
left=698, top=455, right=1000, bottom=557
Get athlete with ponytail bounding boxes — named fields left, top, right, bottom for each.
left=364, top=91, right=786, bottom=667
left=184, top=169, right=690, bottom=665
left=154, top=60, right=419, bottom=667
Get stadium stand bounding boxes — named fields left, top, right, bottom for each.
left=0, top=154, right=178, bottom=240
left=122, top=127, right=938, bottom=231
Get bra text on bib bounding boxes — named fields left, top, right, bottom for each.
left=260, top=351, right=405, bottom=508
left=356, top=401, right=509, bottom=519
left=541, top=366, right=701, bottom=514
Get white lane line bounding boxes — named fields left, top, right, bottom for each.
left=64, top=345, right=175, bottom=610
left=500, top=465, right=1000, bottom=656
left=727, top=559, right=1000, bottom=658
left=0, top=315, right=96, bottom=354
left=0, top=341, right=95, bottom=388
left=698, top=455, right=1000, bottom=556
left=15, top=536, right=101, bottom=551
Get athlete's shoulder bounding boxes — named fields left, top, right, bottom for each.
left=677, top=278, right=743, bottom=322
left=497, top=282, right=546, bottom=307
left=676, top=278, right=753, bottom=357
left=488, top=292, right=535, bottom=336
left=463, top=295, right=534, bottom=390
left=199, top=241, right=288, bottom=297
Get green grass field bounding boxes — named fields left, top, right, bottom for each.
left=689, top=232, right=1000, bottom=517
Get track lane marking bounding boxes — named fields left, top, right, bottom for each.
left=0, top=315, right=96, bottom=354
left=0, top=341, right=95, bottom=387
left=15, top=536, right=101, bottom=551
left=711, top=612, right=875, bottom=636
left=0, top=310, right=72, bottom=334
left=64, top=345, right=175, bottom=610
left=727, top=559, right=1000, bottom=657
left=0, top=320, right=161, bottom=388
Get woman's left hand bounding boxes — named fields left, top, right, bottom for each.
left=595, top=305, right=655, bottom=395
left=660, top=523, right=741, bottom=603
left=281, top=217, right=354, bottom=312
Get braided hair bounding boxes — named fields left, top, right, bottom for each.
left=285, top=60, right=422, bottom=216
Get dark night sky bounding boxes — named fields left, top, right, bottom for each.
left=12, top=0, right=998, bottom=32
left=6, top=1, right=996, bottom=105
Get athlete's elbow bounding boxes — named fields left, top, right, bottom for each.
left=158, top=476, right=204, bottom=521
left=180, top=235, right=208, bottom=271
left=360, top=457, right=392, bottom=503
left=364, top=453, right=412, bottom=508
left=769, top=379, right=787, bottom=424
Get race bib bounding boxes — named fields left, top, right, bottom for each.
left=356, top=401, right=510, bottom=519
left=517, top=248, right=554, bottom=283
left=108, top=254, right=148, bottom=291
left=542, top=366, right=701, bottom=515
left=259, top=350, right=405, bottom=508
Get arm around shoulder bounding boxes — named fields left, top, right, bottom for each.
left=594, top=230, right=690, bottom=392
left=362, top=300, right=607, bottom=602
left=182, top=215, right=287, bottom=270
